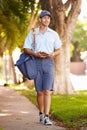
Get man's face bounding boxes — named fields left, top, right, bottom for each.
left=40, top=15, right=51, bottom=27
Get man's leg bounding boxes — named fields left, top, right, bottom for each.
left=37, top=91, right=45, bottom=123
left=37, top=91, right=44, bottom=113
left=44, top=90, right=51, bottom=115
left=44, top=90, right=52, bottom=125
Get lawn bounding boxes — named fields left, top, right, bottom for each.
left=51, top=92, right=87, bottom=128
left=12, top=85, right=87, bottom=129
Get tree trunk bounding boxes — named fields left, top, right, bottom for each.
left=54, top=39, right=75, bottom=94
left=39, top=0, right=82, bottom=94
left=10, top=54, right=18, bottom=84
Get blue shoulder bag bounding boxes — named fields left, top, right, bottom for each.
left=15, top=28, right=37, bottom=80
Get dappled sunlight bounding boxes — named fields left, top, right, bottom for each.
left=20, top=111, right=30, bottom=114
left=0, top=113, right=12, bottom=117
left=0, top=110, right=30, bottom=117
left=1, top=109, right=30, bottom=116
left=14, top=85, right=29, bottom=91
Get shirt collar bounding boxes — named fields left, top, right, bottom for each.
left=36, top=27, right=51, bottom=35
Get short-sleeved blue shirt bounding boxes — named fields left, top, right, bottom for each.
left=23, top=27, right=62, bottom=54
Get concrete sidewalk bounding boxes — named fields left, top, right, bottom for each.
left=0, top=87, right=66, bottom=130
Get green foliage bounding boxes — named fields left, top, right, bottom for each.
left=0, top=0, right=39, bottom=55
left=0, top=0, right=36, bottom=20
left=71, top=20, right=87, bottom=61
left=0, top=16, right=21, bottom=52
left=73, top=21, right=87, bottom=51
left=70, top=44, right=74, bottom=58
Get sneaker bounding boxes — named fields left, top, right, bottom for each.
left=39, top=113, right=44, bottom=124
left=44, top=116, right=52, bottom=125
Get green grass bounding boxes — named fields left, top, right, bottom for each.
left=0, top=128, right=4, bottom=130
left=51, top=94, right=87, bottom=128
left=12, top=85, right=87, bottom=129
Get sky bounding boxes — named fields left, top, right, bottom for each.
left=79, top=0, right=87, bottom=21
left=62, top=0, right=87, bottom=21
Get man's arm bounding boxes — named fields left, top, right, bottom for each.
left=47, top=48, right=61, bottom=58
left=24, top=48, right=42, bottom=58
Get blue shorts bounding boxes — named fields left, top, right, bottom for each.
left=34, top=58, right=54, bottom=92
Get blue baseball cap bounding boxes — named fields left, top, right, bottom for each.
left=40, top=10, right=51, bottom=18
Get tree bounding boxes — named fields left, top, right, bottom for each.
left=39, top=0, right=82, bottom=94
left=0, top=0, right=38, bottom=54
left=71, top=21, right=87, bottom=61
left=0, top=0, right=39, bottom=83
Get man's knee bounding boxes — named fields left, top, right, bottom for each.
left=37, top=91, right=43, bottom=96
left=44, top=90, right=51, bottom=96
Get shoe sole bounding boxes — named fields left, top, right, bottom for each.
left=44, top=123, right=52, bottom=125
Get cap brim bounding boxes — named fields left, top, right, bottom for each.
left=40, top=14, right=51, bottom=18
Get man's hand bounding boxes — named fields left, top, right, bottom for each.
left=34, top=52, right=42, bottom=58
left=47, top=53, right=54, bottom=58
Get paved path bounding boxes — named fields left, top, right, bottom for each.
left=0, top=87, right=66, bottom=130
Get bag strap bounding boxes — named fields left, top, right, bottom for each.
left=32, top=28, right=36, bottom=50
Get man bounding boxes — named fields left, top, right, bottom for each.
left=23, top=10, right=62, bottom=125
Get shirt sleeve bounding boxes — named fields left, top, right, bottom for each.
left=23, top=30, right=33, bottom=49
left=54, top=32, right=62, bottom=50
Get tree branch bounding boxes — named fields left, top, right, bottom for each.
left=67, top=0, right=81, bottom=25
left=66, top=0, right=82, bottom=40
left=64, top=0, right=72, bottom=11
